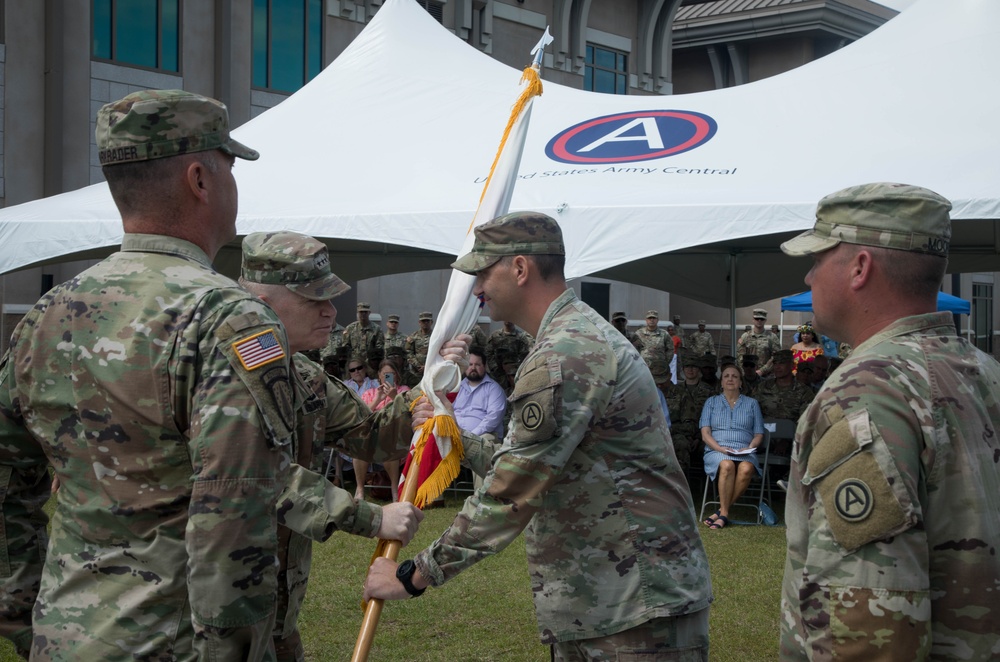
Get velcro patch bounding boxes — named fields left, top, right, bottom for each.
left=811, top=420, right=909, bottom=553
left=509, top=357, right=562, bottom=445
left=233, top=330, right=286, bottom=370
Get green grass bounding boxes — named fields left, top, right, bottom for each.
left=0, top=495, right=786, bottom=661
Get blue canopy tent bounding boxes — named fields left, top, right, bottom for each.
left=781, top=290, right=971, bottom=314
left=779, top=290, right=971, bottom=346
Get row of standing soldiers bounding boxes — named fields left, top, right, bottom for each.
left=303, top=302, right=533, bottom=393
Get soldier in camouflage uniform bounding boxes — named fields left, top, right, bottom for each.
left=740, top=354, right=762, bottom=394
left=751, top=350, right=815, bottom=421
left=687, top=320, right=715, bottom=357
left=671, top=314, right=685, bottom=346
left=663, top=353, right=715, bottom=476
left=318, top=322, right=347, bottom=378
left=778, top=183, right=1000, bottom=659
left=737, top=308, right=782, bottom=376
left=404, top=312, right=434, bottom=388
left=468, top=323, right=490, bottom=353
left=240, top=232, right=447, bottom=662
left=343, top=302, right=384, bottom=373
left=485, top=320, right=533, bottom=386
left=364, top=212, right=712, bottom=660
left=0, top=90, right=290, bottom=660
left=611, top=311, right=643, bottom=352
left=635, top=310, right=675, bottom=387
left=383, top=313, right=407, bottom=357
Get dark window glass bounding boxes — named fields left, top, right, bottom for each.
left=92, top=0, right=112, bottom=59
left=585, top=44, right=628, bottom=95
left=253, top=0, right=324, bottom=93
left=91, top=0, right=179, bottom=72
left=252, top=0, right=269, bottom=89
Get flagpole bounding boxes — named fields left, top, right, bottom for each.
left=350, top=27, right=552, bottom=662
left=351, top=464, right=421, bottom=662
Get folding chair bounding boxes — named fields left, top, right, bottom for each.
left=763, top=417, right=797, bottom=501
left=699, top=429, right=772, bottom=525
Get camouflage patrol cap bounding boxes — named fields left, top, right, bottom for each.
left=672, top=315, right=681, bottom=322
left=681, top=352, right=702, bottom=368
left=698, top=320, right=706, bottom=326
left=451, top=211, right=565, bottom=274
left=357, top=302, right=371, bottom=311
left=385, top=346, right=406, bottom=357
left=387, top=314, right=400, bottom=322
left=752, top=308, right=768, bottom=320
left=782, top=182, right=952, bottom=257
left=242, top=232, right=350, bottom=301
left=773, top=349, right=794, bottom=363
left=96, top=89, right=258, bottom=165
left=419, top=311, right=434, bottom=321
left=701, top=354, right=718, bottom=369
left=611, top=311, right=628, bottom=322
left=646, top=310, right=659, bottom=319
left=742, top=354, right=759, bottom=366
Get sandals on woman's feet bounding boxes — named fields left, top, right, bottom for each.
left=703, top=510, right=721, bottom=527
left=708, top=515, right=729, bottom=530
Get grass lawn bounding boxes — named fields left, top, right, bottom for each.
left=0, top=495, right=787, bottom=661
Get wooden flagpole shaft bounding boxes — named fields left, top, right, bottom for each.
left=351, top=455, right=424, bottom=662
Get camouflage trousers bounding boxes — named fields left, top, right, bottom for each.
left=551, top=608, right=710, bottom=661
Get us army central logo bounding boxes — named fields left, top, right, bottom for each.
left=834, top=479, right=873, bottom=522
left=521, top=402, right=544, bottom=431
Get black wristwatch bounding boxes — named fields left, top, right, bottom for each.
left=396, top=559, right=426, bottom=597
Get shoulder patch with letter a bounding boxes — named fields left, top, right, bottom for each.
left=233, top=330, right=286, bottom=370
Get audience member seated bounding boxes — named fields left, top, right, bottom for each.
left=454, top=347, right=507, bottom=440
left=354, top=359, right=410, bottom=502
left=343, top=359, right=378, bottom=397
left=699, top=364, right=765, bottom=530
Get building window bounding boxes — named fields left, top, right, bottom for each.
left=585, top=44, right=627, bottom=95
left=253, top=0, right=324, bottom=93
left=92, top=0, right=180, bottom=72
left=972, top=282, right=993, bottom=353
left=416, top=0, right=445, bottom=23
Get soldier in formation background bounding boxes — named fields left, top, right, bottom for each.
left=737, top=308, right=781, bottom=376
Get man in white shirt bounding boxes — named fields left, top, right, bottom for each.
left=453, top=347, right=507, bottom=440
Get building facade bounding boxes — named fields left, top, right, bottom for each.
left=1, top=0, right=992, bottom=353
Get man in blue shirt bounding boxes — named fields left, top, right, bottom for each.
left=453, top=347, right=507, bottom=440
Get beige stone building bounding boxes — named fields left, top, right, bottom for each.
left=1, top=0, right=991, bottom=354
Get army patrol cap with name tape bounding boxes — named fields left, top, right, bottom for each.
left=611, top=312, right=628, bottom=322
left=242, top=231, right=350, bottom=301
left=451, top=211, right=565, bottom=274
left=781, top=182, right=952, bottom=257
left=97, top=89, right=258, bottom=165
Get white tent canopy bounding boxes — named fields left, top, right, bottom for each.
left=0, top=0, right=997, bottom=308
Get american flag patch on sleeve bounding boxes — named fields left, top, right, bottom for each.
left=233, top=330, right=286, bottom=370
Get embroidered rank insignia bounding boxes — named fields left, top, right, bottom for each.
left=233, top=330, right=286, bottom=370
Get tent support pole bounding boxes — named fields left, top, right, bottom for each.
left=729, top=252, right=738, bottom=356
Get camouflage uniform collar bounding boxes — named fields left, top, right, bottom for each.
left=850, top=311, right=955, bottom=357
left=120, top=233, right=212, bottom=266
left=535, top=288, right=577, bottom=340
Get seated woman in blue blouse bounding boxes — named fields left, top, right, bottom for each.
left=699, top=363, right=765, bottom=529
